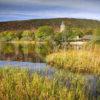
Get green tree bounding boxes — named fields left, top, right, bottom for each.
left=35, top=26, right=54, bottom=42
left=0, top=31, right=16, bottom=41
left=15, top=31, right=23, bottom=40
left=72, top=28, right=84, bottom=37
left=54, top=32, right=63, bottom=45
left=21, top=30, right=34, bottom=41
left=62, top=26, right=76, bottom=42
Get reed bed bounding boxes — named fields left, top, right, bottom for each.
left=46, top=49, right=100, bottom=75
left=0, top=67, right=92, bottom=100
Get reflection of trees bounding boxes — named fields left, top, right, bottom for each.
left=0, top=43, right=53, bottom=62
left=2, top=43, right=15, bottom=54
left=21, top=44, right=29, bottom=55
left=0, top=43, right=15, bottom=60
left=35, top=43, right=53, bottom=62
left=13, top=43, right=19, bottom=55
left=15, top=44, right=38, bottom=62
left=20, top=43, right=37, bottom=62
left=0, top=43, right=3, bottom=57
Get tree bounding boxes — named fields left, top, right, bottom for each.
left=72, top=27, right=84, bottom=37
left=21, top=30, right=34, bottom=41
left=54, top=32, right=63, bottom=45
left=0, top=31, right=16, bottom=41
left=62, top=26, right=76, bottom=42
left=35, top=26, right=54, bottom=42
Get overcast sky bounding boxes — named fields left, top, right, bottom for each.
left=0, top=0, right=100, bottom=22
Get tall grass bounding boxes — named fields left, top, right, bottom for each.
left=46, top=49, right=100, bottom=75
left=0, top=67, right=91, bottom=100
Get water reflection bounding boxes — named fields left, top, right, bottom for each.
left=0, top=42, right=84, bottom=63
left=0, top=43, right=53, bottom=63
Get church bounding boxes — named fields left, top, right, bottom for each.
left=60, top=21, right=66, bottom=32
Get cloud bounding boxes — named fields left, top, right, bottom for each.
left=0, top=0, right=100, bottom=21
left=0, top=0, right=100, bottom=12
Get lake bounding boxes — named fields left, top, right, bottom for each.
left=0, top=42, right=55, bottom=71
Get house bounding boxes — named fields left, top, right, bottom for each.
left=82, top=34, right=93, bottom=41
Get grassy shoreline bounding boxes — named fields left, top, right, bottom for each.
left=0, top=67, right=87, bottom=100
left=1, top=67, right=100, bottom=100
left=0, top=41, right=46, bottom=44
left=46, top=49, right=100, bottom=75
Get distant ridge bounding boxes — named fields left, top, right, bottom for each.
left=0, top=18, right=100, bottom=32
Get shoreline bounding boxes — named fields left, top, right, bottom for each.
left=0, top=41, right=46, bottom=44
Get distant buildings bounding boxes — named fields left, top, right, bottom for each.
left=82, top=34, right=93, bottom=41
left=60, top=21, right=93, bottom=41
left=59, top=21, right=93, bottom=50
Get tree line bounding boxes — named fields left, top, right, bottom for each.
left=0, top=26, right=99, bottom=44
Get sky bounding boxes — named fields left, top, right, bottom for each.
left=0, top=0, right=100, bottom=22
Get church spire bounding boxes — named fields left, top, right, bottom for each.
left=60, top=21, right=65, bottom=32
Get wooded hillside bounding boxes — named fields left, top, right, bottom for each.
left=0, top=18, right=100, bottom=32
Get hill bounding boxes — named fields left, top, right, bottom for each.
left=0, top=18, right=100, bottom=32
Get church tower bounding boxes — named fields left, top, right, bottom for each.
left=60, top=21, right=65, bottom=32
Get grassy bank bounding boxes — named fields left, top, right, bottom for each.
left=46, top=49, right=100, bottom=75
left=0, top=67, right=95, bottom=100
